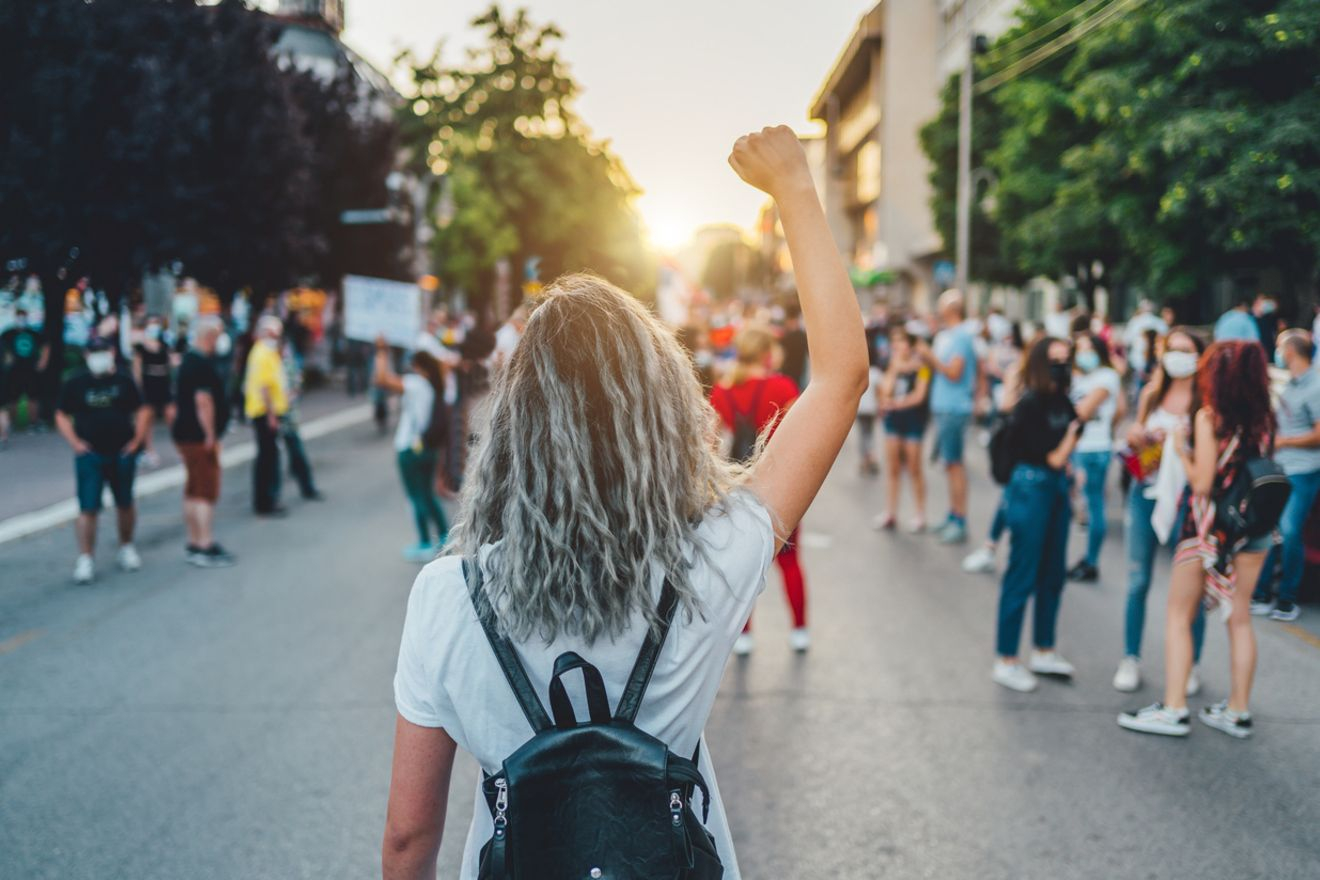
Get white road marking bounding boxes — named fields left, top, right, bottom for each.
left=0, top=404, right=372, bottom=547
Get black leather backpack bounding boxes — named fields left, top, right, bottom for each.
left=463, top=559, right=723, bottom=880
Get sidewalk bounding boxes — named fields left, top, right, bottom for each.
left=0, top=384, right=375, bottom=524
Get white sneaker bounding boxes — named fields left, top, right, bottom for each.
left=1028, top=649, right=1075, bottom=678
left=962, top=545, right=997, bottom=574
left=116, top=544, right=142, bottom=572
left=1249, top=599, right=1275, bottom=616
left=992, top=659, right=1038, bottom=692
left=1118, top=702, right=1190, bottom=737
left=1113, top=656, right=1141, bottom=692
left=1186, top=665, right=1202, bottom=697
left=789, top=627, right=810, bottom=653
left=73, top=554, right=95, bottom=584
left=732, top=633, right=754, bottom=656
left=1199, top=700, right=1253, bottom=739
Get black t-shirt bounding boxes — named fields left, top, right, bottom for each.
left=1008, top=389, right=1076, bottom=468
left=172, top=351, right=230, bottom=444
left=1, top=326, right=42, bottom=371
left=780, top=327, right=808, bottom=386
left=134, top=343, right=173, bottom=400
left=57, top=371, right=143, bottom=454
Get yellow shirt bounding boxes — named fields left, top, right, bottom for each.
left=243, top=340, right=290, bottom=418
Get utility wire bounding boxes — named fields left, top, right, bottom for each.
left=975, top=0, right=1145, bottom=95
left=981, top=0, right=1112, bottom=66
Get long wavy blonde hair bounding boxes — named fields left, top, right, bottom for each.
left=448, top=274, right=745, bottom=644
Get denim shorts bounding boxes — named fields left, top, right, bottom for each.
left=75, top=451, right=138, bottom=512
left=932, top=412, right=970, bottom=464
left=1239, top=531, right=1274, bottom=554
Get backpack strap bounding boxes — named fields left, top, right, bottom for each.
left=614, top=579, right=680, bottom=722
left=463, top=557, right=553, bottom=733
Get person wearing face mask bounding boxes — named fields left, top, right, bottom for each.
left=132, top=317, right=174, bottom=468
left=1066, top=333, right=1124, bottom=583
left=991, top=336, right=1086, bottom=692
left=0, top=307, right=50, bottom=442
left=54, top=337, right=151, bottom=584
left=1249, top=330, right=1320, bottom=622
left=1113, top=328, right=1207, bottom=693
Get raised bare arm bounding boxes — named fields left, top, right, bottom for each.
left=728, top=126, right=868, bottom=545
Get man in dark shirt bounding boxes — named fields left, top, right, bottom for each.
left=1, top=307, right=50, bottom=440
left=55, top=337, right=150, bottom=584
left=172, top=316, right=236, bottom=567
left=778, top=302, right=809, bottom=390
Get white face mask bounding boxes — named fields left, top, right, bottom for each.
left=86, top=352, right=115, bottom=375
left=1162, top=350, right=1198, bottom=379
left=145, top=325, right=162, bottom=341
left=215, top=333, right=232, bottom=357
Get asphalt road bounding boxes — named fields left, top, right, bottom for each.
left=2, top=420, right=1318, bottom=879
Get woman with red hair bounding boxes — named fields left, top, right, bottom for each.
left=1120, top=340, right=1275, bottom=739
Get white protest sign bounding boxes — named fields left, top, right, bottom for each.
left=343, top=275, right=422, bottom=348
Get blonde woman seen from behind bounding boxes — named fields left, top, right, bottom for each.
left=382, top=126, right=868, bottom=880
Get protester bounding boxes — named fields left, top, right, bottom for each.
left=917, top=289, right=978, bottom=544
left=132, top=315, right=174, bottom=467
left=1213, top=295, right=1263, bottom=343
left=711, top=325, right=809, bottom=654
left=1067, top=332, right=1123, bottom=582
left=1120, top=340, right=1273, bottom=738
left=0, top=307, right=50, bottom=440
left=373, top=339, right=450, bottom=562
left=279, top=336, right=324, bottom=502
left=1250, top=329, right=1320, bottom=622
left=1121, top=300, right=1168, bottom=383
left=991, top=336, right=1082, bottom=692
left=243, top=315, right=289, bottom=516
left=54, top=338, right=150, bottom=584
left=1112, top=328, right=1208, bottom=693
left=855, top=355, right=882, bottom=476
left=172, top=316, right=236, bottom=567
left=779, top=301, right=809, bottom=390
left=383, top=126, right=868, bottom=879
left=1253, top=293, right=1281, bottom=361
left=875, top=324, right=930, bottom=532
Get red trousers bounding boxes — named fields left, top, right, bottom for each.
left=744, top=528, right=807, bottom=631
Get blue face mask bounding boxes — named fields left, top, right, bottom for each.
left=1075, top=349, right=1100, bottom=373
left=1275, top=350, right=1287, bottom=370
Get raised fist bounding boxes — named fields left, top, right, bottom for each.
left=728, top=125, right=812, bottom=200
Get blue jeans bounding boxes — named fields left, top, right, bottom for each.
left=988, top=494, right=1007, bottom=543
left=1073, top=451, right=1111, bottom=567
left=996, top=464, right=1070, bottom=657
left=1124, top=484, right=1204, bottom=661
left=1253, top=468, right=1320, bottom=606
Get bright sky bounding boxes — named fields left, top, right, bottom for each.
left=333, top=0, right=875, bottom=249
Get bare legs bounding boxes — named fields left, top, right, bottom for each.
left=1164, top=552, right=1262, bottom=713
left=882, top=435, right=927, bottom=523
left=183, top=498, right=215, bottom=548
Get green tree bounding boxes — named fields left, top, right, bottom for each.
left=919, top=0, right=1320, bottom=308
left=399, top=4, right=654, bottom=305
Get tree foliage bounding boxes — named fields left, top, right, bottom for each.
left=919, top=0, right=1320, bottom=305
left=399, top=4, right=654, bottom=303
left=0, top=0, right=403, bottom=308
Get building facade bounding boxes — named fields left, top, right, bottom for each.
left=810, top=0, right=1021, bottom=311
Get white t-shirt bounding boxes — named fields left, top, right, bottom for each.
left=857, top=366, right=884, bottom=416
left=393, top=492, right=776, bottom=880
left=393, top=373, right=435, bottom=452
left=1071, top=366, right=1121, bottom=453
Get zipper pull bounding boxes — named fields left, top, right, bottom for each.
left=669, top=789, right=683, bottom=827
left=493, top=778, right=509, bottom=839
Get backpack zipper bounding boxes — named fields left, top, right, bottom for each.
left=669, top=789, right=683, bottom=827
left=493, top=778, right=509, bottom=838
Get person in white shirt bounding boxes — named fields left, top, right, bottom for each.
left=1067, top=332, right=1124, bottom=582
left=382, top=126, right=868, bottom=880
left=374, top=339, right=450, bottom=562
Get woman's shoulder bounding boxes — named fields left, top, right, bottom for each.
left=404, top=555, right=472, bottom=631
left=696, top=492, right=775, bottom=560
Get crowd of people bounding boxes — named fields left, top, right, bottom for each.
left=674, top=284, right=1313, bottom=743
